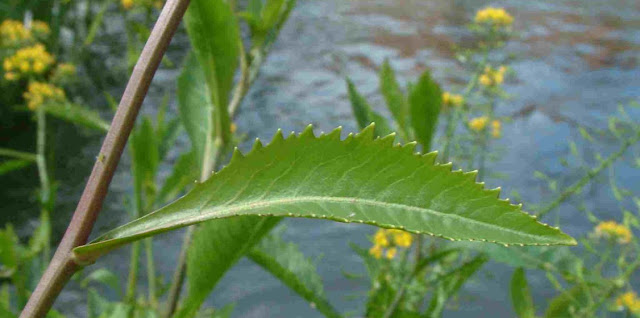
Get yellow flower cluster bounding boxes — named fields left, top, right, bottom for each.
left=3, top=44, right=55, bottom=80
left=369, top=229, right=413, bottom=260
left=468, top=117, right=501, bottom=138
left=23, top=82, right=66, bottom=110
left=0, top=20, right=31, bottom=47
left=616, top=291, right=640, bottom=312
left=595, top=221, right=632, bottom=244
left=442, top=92, right=464, bottom=108
left=121, top=0, right=164, bottom=10
left=474, top=7, right=514, bottom=27
left=479, top=66, right=506, bottom=87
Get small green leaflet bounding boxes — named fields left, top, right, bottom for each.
left=73, top=124, right=575, bottom=263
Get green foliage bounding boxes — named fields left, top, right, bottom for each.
left=425, top=255, right=487, bottom=317
left=408, top=70, right=442, bottom=152
left=346, top=79, right=393, bottom=137
left=43, top=102, right=110, bottom=132
left=177, top=217, right=279, bottom=317
left=0, top=159, right=33, bottom=176
left=248, top=231, right=341, bottom=318
left=379, top=59, right=409, bottom=137
left=511, top=268, right=535, bottom=318
left=184, top=0, right=240, bottom=144
left=177, top=53, right=214, bottom=171
left=74, top=124, right=574, bottom=262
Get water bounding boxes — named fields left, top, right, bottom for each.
left=4, top=0, right=640, bottom=316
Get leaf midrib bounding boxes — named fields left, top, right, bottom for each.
left=107, top=196, right=550, bottom=243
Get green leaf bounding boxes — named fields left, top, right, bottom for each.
left=0, top=225, right=19, bottom=277
left=248, top=232, right=341, bottom=318
left=184, top=0, right=239, bottom=144
left=177, top=217, right=280, bottom=317
left=409, top=70, right=442, bottom=151
left=44, top=102, right=110, bottom=132
left=177, top=53, right=213, bottom=171
left=81, top=268, right=122, bottom=296
left=74, top=124, right=576, bottom=263
left=346, top=79, right=393, bottom=137
left=544, top=284, right=592, bottom=318
left=425, top=255, right=487, bottom=317
left=0, top=159, right=33, bottom=176
left=511, top=268, right=535, bottom=318
left=131, top=117, right=159, bottom=201
left=379, top=59, right=408, bottom=136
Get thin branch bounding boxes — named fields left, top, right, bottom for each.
left=0, top=148, right=38, bottom=161
left=19, top=0, right=191, bottom=316
left=536, top=130, right=640, bottom=218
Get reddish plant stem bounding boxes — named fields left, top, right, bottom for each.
left=20, top=0, right=190, bottom=316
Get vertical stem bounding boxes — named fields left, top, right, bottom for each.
left=125, top=241, right=141, bottom=304
left=35, top=108, right=52, bottom=265
left=145, top=238, right=157, bottom=307
left=20, top=1, right=191, bottom=316
left=477, top=97, right=495, bottom=181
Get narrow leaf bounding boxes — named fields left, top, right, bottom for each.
left=409, top=70, right=442, bottom=151
left=157, top=151, right=198, bottom=205
left=248, top=233, right=341, bottom=318
left=511, top=268, right=535, bottom=318
left=0, top=159, right=33, bottom=176
left=379, top=59, right=408, bottom=134
left=346, top=79, right=392, bottom=137
left=44, top=102, right=109, bottom=132
left=74, top=124, right=576, bottom=263
left=425, top=255, right=487, bottom=317
left=184, top=0, right=239, bottom=144
left=177, top=217, right=280, bottom=317
left=177, top=53, right=214, bottom=170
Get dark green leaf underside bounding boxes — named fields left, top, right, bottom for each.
left=74, top=124, right=575, bottom=262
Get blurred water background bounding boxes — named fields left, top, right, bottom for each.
left=2, top=0, right=640, bottom=316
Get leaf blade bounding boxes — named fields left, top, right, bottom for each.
left=74, top=125, right=576, bottom=262
left=409, top=70, right=442, bottom=151
left=511, top=268, right=535, bottom=318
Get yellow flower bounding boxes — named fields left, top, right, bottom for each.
left=373, top=229, right=389, bottom=247
left=31, top=21, right=51, bottom=39
left=469, top=116, right=488, bottom=132
left=616, top=292, right=640, bottom=312
left=491, top=120, right=501, bottom=138
left=122, top=0, right=134, bottom=10
left=230, top=122, right=237, bottom=133
left=369, top=244, right=383, bottom=259
left=3, top=59, right=13, bottom=71
left=3, top=44, right=55, bottom=80
left=0, top=20, right=32, bottom=47
left=23, top=81, right=66, bottom=110
left=442, top=92, right=464, bottom=108
left=595, top=221, right=632, bottom=244
left=479, top=66, right=507, bottom=87
left=388, top=229, right=412, bottom=248
left=385, top=247, right=397, bottom=260
left=474, top=7, right=514, bottom=27
left=4, top=72, right=16, bottom=81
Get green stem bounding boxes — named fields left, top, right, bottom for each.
left=441, top=51, right=486, bottom=164
left=125, top=241, right=141, bottom=305
left=35, top=109, right=52, bottom=263
left=477, top=97, right=495, bottom=181
left=536, top=130, right=640, bottom=218
left=145, top=238, right=157, bottom=307
left=0, top=148, right=37, bottom=161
